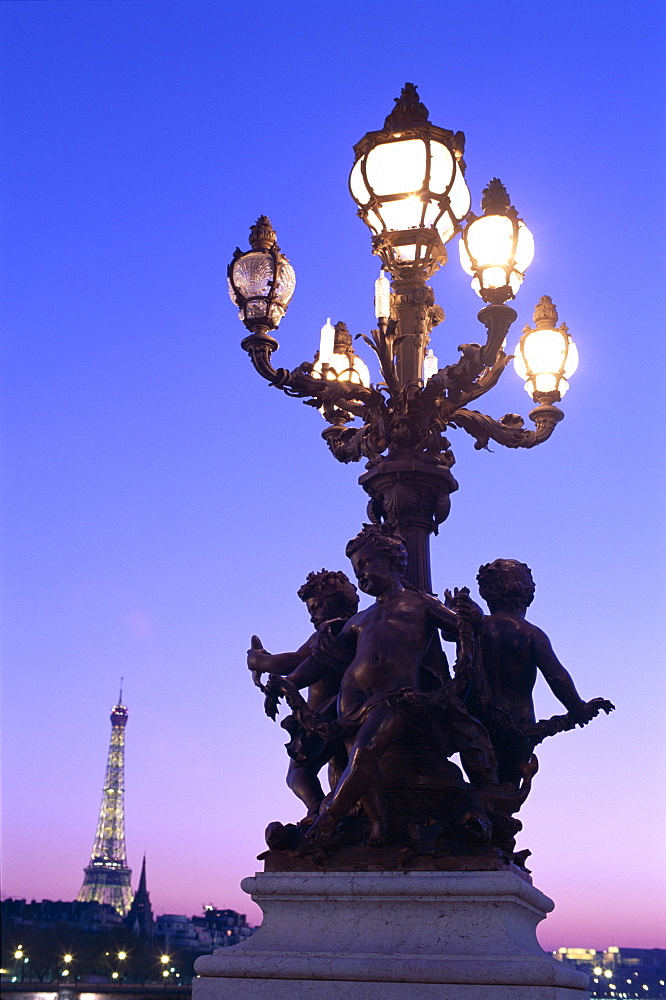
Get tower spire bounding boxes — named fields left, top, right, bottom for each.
left=126, top=854, right=154, bottom=938
left=77, top=693, right=133, bottom=916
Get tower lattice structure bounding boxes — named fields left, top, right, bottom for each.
left=77, top=688, right=133, bottom=916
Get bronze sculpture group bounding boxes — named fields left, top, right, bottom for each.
left=248, top=525, right=613, bottom=870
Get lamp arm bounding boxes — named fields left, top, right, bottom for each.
left=449, top=403, right=564, bottom=451
left=241, top=331, right=378, bottom=410
left=241, top=332, right=293, bottom=387
left=459, top=352, right=513, bottom=405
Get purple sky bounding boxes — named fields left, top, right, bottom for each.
left=2, top=1, right=665, bottom=951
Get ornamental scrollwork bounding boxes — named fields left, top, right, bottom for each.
left=241, top=300, right=564, bottom=473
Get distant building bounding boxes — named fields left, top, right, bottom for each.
left=1, top=897, right=122, bottom=933
left=554, top=947, right=666, bottom=998
left=155, top=907, right=254, bottom=954
left=195, top=907, right=255, bottom=948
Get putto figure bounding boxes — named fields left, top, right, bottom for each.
left=252, top=540, right=613, bottom=863
left=453, top=558, right=613, bottom=786
left=247, top=570, right=358, bottom=824
left=295, top=525, right=496, bottom=846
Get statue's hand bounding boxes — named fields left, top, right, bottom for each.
left=572, top=698, right=615, bottom=726
left=247, top=635, right=271, bottom=675
left=446, top=587, right=484, bottom=631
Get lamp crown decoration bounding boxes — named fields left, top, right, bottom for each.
left=334, top=321, right=353, bottom=353
left=481, top=178, right=515, bottom=217
left=383, top=82, right=430, bottom=130
left=249, top=216, right=277, bottom=252
left=533, top=295, right=559, bottom=329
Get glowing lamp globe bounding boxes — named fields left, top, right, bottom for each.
left=312, top=321, right=370, bottom=388
left=349, top=84, right=470, bottom=275
left=228, top=217, right=296, bottom=333
left=460, top=179, right=534, bottom=303
left=514, top=296, right=578, bottom=403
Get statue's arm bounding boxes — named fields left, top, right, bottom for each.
left=247, top=633, right=316, bottom=678
left=422, top=593, right=462, bottom=635
left=281, top=654, right=330, bottom=691
left=533, top=627, right=591, bottom=719
left=281, top=618, right=357, bottom=690
left=426, top=590, right=484, bottom=636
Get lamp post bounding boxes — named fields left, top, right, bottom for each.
left=228, top=83, right=576, bottom=591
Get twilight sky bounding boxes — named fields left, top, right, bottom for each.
left=2, top=0, right=665, bottom=951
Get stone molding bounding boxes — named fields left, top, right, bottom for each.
left=194, top=870, right=589, bottom=998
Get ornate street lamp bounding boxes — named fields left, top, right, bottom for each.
left=514, top=296, right=578, bottom=403
left=228, top=84, right=573, bottom=590
left=312, top=321, right=370, bottom=387
left=459, top=178, right=534, bottom=304
left=348, top=82, right=470, bottom=277
left=227, top=216, right=295, bottom=333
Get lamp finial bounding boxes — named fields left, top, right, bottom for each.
left=384, top=83, right=430, bottom=130
left=249, top=216, right=277, bottom=252
left=533, top=295, right=559, bottom=329
left=481, top=178, right=513, bottom=216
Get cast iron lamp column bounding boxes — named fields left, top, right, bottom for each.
left=227, top=84, right=577, bottom=591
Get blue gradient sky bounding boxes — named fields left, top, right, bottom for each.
left=2, top=1, right=665, bottom=949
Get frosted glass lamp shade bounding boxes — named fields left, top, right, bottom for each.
left=459, top=179, right=534, bottom=304
left=228, top=217, right=296, bottom=333
left=514, top=297, right=577, bottom=402
left=350, top=84, right=469, bottom=275
left=312, top=352, right=370, bottom=388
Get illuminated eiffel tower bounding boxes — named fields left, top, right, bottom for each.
left=77, top=684, right=133, bottom=916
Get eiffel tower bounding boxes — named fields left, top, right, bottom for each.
left=77, top=684, right=133, bottom=915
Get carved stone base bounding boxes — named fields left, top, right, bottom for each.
left=193, top=870, right=589, bottom=1000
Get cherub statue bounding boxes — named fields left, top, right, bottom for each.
left=297, top=525, right=496, bottom=846
left=449, top=558, right=614, bottom=787
left=247, top=569, right=358, bottom=823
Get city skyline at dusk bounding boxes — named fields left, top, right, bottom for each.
left=2, top=1, right=665, bottom=951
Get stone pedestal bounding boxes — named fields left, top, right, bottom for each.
left=193, top=869, right=589, bottom=1000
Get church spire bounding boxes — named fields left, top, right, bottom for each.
left=126, top=854, right=154, bottom=938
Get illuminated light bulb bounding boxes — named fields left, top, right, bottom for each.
left=314, top=353, right=370, bottom=387
left=312, top=322, right=371, bottom=396
left=423, top=349, right=438, bottom=383
left=374, top=271, right=391, bottom=320
left=319, top=318, right=335, bottom=366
